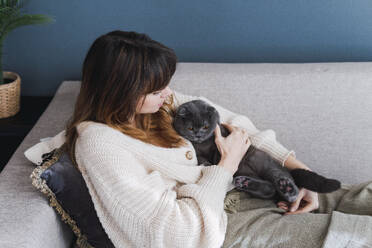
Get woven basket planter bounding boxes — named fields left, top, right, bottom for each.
left=0, top=71, right=21, bottom=119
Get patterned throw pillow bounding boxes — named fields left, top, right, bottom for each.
left=30, top=145, right=115, bottom=248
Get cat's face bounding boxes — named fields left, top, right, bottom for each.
left=173, top=100, right=220, bottom=144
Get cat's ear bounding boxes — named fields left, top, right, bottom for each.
left=178, top=107, right=189, bottom=117
left=206, top=106, right=216, bottom=115
left=207, top=106, right=219, bottom=116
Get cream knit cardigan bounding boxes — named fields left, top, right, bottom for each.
left=25, top=90, right=295, bottom=248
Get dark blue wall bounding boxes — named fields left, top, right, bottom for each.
left=5, top=0, right=372, bottom=96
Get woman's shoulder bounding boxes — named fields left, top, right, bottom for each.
left=77, top=121, right=118, bottom=135
left=76, top=121, right=125, bottom=145
left=75, top=121, right=137, bottom=157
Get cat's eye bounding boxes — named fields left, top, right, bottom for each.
left=188, top=127, right=193, bottom=131
left=203, top=125, right=209, bottom=129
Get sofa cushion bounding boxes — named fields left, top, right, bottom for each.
left=30, top=145, right=114, bottom=248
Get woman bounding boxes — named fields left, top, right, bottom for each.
left=64, top=30, right=372, bottom=247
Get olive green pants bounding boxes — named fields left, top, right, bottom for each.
left=222, top=181, right=372, bottom=248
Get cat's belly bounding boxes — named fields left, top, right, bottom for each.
left=192, top=141, right=219, bottom=164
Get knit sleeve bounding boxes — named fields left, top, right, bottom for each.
left=172, top=90, right=295, bottom=166
left=75, top=125, right=233, bottom=248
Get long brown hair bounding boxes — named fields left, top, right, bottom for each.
left=64, top=30, right=187, bottom=167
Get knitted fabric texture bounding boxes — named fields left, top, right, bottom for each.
left=70, top=91, right=294, bottom=248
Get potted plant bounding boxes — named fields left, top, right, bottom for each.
left=0, top=0, right=54, bottom=119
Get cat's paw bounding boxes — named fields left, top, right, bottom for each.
left=233, top=176, right=252, bottom=190
left=275, top=178, right=299, bottom=203
left=201, top=161, right=212, bottom=166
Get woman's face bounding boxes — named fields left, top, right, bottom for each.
left=136, top=86, right=173, bottom=114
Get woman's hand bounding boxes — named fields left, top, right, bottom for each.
left=277, top=188, right=319, bottom=215
left=215, top=123, right=251, bottom=175
left=277, top=154, right=319, bottom=214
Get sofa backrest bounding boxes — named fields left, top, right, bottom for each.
left=4, top=62, right=370, bottom=187
left=170, top=62, right=372, bottom=185
left=3, top=62, right=370, bottom=248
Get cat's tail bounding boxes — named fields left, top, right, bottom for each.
left=290, top=169, right=341, bottom=193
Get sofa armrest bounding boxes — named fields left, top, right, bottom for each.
left=0, top=81, right=81, bottom=248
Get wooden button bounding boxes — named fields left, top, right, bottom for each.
left=185, top=151, right=193, bottom=160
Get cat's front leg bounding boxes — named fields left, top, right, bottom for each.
left=197, top=155, right=212, bottom=166
left=201, top=161, right=212, bottom=166
left=233, top=176, right=276, bottom=199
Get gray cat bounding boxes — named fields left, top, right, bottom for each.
left=173, top=100, right=341, bottom=203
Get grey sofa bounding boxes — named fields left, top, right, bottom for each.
left=1, top=62, right=371, bottom=247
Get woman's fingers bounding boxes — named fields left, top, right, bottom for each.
left=284, top=188, right=319, bottom=215
left=215, top=123, right=251, bottom=175
left=220, top=123, right=250, bottom=147
left=214, top=124, right=222, bottom=140
left=277, top=201, right=289, bottom=211
left=221, top=123, right=236, bottom=132
left=288, top=189, right=305, bottom=212
left=222, top=123, right=248, bottom=136
left=284, top=202, right=316, bottom=215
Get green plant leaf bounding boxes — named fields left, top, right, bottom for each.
left=0, top=0, right=21, bottom=8
left=0, top=6, right=18, bottom=16
left=3, top=13, right=54, bottom=34
left=0, top=0, right=54, bottom=85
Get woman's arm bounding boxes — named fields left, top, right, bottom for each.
left=283, top=154, right=312, bottom=171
